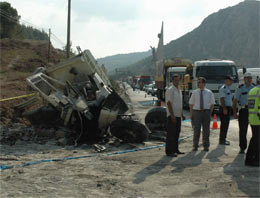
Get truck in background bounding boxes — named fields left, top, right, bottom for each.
left=182, top=59, right=239, bottom=109
left=165, top=67, right=186, bottom=89
left=132, top=75, right=153, bottom=90
left=238, top=68, right=260, bottom=84
left=155, top=58, right=192, bottom=100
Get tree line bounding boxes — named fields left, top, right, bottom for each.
left=0, top=2, right=48, bottom=40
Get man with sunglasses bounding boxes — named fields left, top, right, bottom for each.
left=189, top=77, right=215, bottom=152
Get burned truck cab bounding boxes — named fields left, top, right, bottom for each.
left=25, top=50, right=147, bottom=144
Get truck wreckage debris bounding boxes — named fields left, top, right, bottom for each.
left=19, top=50, right=149, bottom=145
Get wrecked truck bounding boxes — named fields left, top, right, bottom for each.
left=23, top=50, right=148, bottom=145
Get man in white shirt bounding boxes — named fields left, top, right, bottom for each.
left=165, top=74, right=185, bottom=157
left=189, top=77, right=215, bottom=152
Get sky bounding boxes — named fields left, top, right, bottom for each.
left=4, top=0, right=245, bottom=58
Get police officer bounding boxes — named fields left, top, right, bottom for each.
left=233, top=72, right=255, bottom=154
left=245, top=77, right=260, bottom=166
left=219, top=75, right=233, bottom=145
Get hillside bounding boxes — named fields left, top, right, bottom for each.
left=109, top=0, right=259, bottom=77
left=0, top=39, right=66, bottom=124
left=97, top=50, right=151, bottom=74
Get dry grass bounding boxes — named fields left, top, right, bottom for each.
left=0, top=38, right=66, bottom=124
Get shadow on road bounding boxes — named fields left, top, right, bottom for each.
left=224, top=154, right=260, bottom=197
left=170, top=151, right=206, bottom=173
left=206, top=145, right=227, bottom=162
left=132, top=155, right=172, bottom=184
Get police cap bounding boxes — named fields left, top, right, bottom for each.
left=244, top=72, right=252, bottom=78
left=225, top=75, right=234, bottom=81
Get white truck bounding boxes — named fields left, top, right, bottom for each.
left=238, top=68, right=260, bottom=84
left=165, top=67, right=186, bottom=89
left=182, top=59, right=239, bottom=109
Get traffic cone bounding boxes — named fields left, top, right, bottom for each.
left=160, top=101, right=164, bottom=107
left=211, top=114, right=219, bottom=129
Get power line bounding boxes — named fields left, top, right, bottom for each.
left=51, top=32, right=66, bottom=46
left=0, top=8, right=66, bottom=49
left=0, top=12, right=19, bottom=23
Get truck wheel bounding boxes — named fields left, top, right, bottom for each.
left=145, top=107, right=167, bottom=130
left=110, top=120, right=149, bottom=143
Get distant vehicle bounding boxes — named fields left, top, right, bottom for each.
left=146, top=83, right=154, bottom=95
left=143, top=84, right=149, bottom=92
left=132, top=75, right=152, bottom=90
left=155, top=57, right=192, bottom=100
left=238, top=68, right=260, bottom=84
left=165, top=67, right=186, bottom=89
left=137, top=76, right=153, bottom=90
left=151, top=86, right=158, bottom=96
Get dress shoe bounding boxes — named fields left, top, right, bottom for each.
left=176, top=151, right=185, bottom=154
left=204, top=148, right=209, bottom=152
left=239, top=149, right=245, bottom=154
left=245, top=161, right=260, bottom=167
left=166, top=153, right=177, bottom=157
left=192, top=148, right=198, bottom=151
left=219, top=140, right=230, bottom=145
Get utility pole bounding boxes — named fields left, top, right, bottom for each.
left=47, top=28, right=51, bottom=63
left=66, top=0, right=71, bottom=59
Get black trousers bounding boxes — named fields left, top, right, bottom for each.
left=219, top=106, right=232, bottom=142
left=245, top=125, right=260, bottom=165
left=238, top=109, right=249, bottom=150
left=165, top=116, right=181, bottom=155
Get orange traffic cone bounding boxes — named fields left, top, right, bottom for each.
left=211, top=114, right=219, bottom=129
left=160, top=101, right=164, bottom=107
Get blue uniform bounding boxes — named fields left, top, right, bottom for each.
left=234, top=83, right=255, bottom=152
left=219, top=84, right=233, bottom=144
left=234, top=84, right=254, bottom=106
left=219, top=85, right=233, bottom=107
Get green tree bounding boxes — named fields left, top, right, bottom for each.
left=0, top=2, right=20, bottom=38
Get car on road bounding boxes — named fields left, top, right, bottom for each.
left=143, top=84, right=149, bottom=92
left=146, top=83, right=155, bottom=95
left=151, top=86, right=158, bottom=96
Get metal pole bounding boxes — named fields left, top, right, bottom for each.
left=66, top=0, right=71, bottom=59
left=47, top=28, right=51, bottom=63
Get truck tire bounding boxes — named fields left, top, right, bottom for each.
left=145, top=107, right=167, bottom=130
left=110, top=120, right=149, bottom=143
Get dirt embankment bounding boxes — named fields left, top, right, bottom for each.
left=0, top=39, right=66, bottom=125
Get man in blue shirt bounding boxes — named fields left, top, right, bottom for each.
left=219, top=76, right=234, bottom=145
left=233, top=73, right=255, bottom=154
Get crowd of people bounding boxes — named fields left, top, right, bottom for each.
left=165, top=73, right=260, bottom=167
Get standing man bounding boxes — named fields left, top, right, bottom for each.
left=165, top=74, right=185, bottom=157
left=219, top=76, right=234, bottom=145
left=245, top=77, right=260, bottom=166
left=233, top=72, right=255, bottom=154
left=189, top=77, right=215, bottom=152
